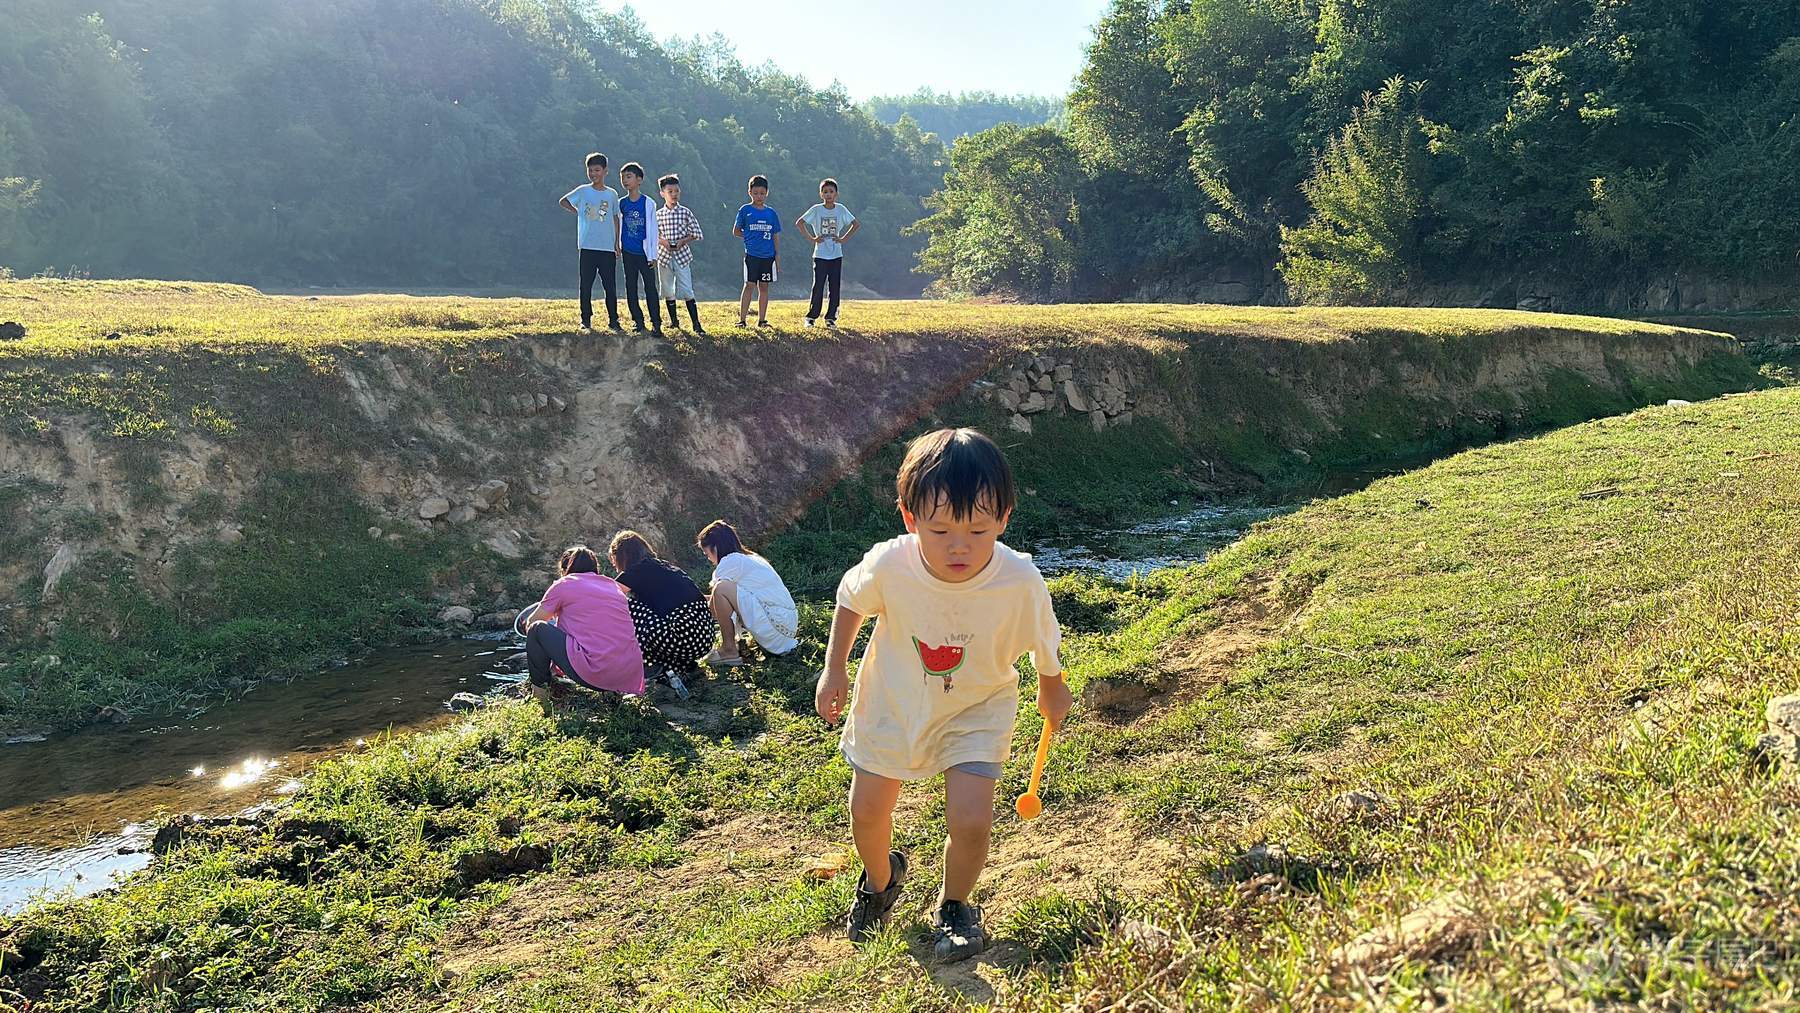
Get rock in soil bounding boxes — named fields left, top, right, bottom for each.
left=455, top=844, right=551, bottom=886
left=437, top=605, right=475, bottom=625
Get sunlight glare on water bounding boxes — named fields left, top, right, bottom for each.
left=0, top=640, right=508, bottom=915
left=217, top=757, right=279, bottom=790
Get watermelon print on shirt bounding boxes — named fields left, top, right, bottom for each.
left=913, top=636, right=968, bottom=692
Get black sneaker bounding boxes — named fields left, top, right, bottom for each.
left=846, top=850, right=908, bottom=944
left=931, top=899, right=988, bottom=961
left=632, top=324, right=647, bottom=334
left=608, top=322, right=625, bottom=334
left=692, top=324, right=707, bottom=335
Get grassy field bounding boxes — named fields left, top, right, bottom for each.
left=0, top=279, right=1713, bottom=354
left=4, top=380, right=1794, bottom=1010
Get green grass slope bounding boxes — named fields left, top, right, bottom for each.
left=3, top=385, right=1794, bottom=1010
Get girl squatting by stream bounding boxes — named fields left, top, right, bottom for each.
left=518, top=546, right=645, bottom=708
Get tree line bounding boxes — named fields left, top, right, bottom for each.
left=911, top=0, right=1800, bottom=305
left=864, top=89, right=1063, bottom=142
left=0, top=0, right=961, bottom=296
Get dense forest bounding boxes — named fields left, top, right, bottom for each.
left=863, top=89, right=1063, bottom=141
left=9, top=0, right=1798, bottom=307
left=0, top=0, right=944, bottom=296
left=913, top=0, right=1800, bottom=306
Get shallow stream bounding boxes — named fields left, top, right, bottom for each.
left=0, top=495, right=1324, bottom=914
left=0, top=640, right=524, bottom=913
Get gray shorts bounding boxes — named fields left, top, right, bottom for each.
left=656, top=258, right=695, bottom=300
left=848, top=753, right=1002, bottom=782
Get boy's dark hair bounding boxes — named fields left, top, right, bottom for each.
left=895, top=428, right=1017, bottom=522
left=608, top=529, right=655, bottom=570
left=621, top=162, right=644, bottom=180
left=658, top=174, right=680, bottom=189
left=558, top=544, right=601, bottom=575
left=585, top=152, right=607, bottom=169
left=820, top=178, right=838, bottom=191
left=696, top=519, right=746, bottom=560
left=748, top=174, right=769, bottom=190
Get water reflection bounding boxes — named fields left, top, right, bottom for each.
left=0, top=639, right=510, bottom=913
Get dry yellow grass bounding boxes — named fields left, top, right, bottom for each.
left=0, top=279, right=1727, bottom=360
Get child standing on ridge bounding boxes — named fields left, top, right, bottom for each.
left=655, top=173, right=706, bottom=334
left=733, top=174, right=781, bottom=327
left=559, top=152, right=622, bottom=334
left=815, top=428, right=1071, bottom=961
left=797, top=178, right=859, bottom=328
left=696, top=519, right=800, bottom=663
left=617, top=162, right=663, bottom=336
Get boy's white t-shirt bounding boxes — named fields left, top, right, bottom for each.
left=836, top=534, right=1061, bottom=781
left=801, top=203, right=855, bottom=259
left=564, top=184, right=619, bottom=251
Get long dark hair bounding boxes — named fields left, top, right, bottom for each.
left=695, top=519, right=746, bottom=560
left=608, top=530, right=655, bottom=571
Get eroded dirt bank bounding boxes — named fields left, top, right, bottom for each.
left=0, top=293, right=1754, bottom=732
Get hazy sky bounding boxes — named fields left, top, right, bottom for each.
left=595, top=0, right=1110, bottom=100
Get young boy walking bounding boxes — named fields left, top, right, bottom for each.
left=654, top=173, right=706, bottom=334
left=815, top=428, right=1072, bottom=961
left=733, top=175, right=781, bottom=327
left=617, top=162, right=663, bottom=336
left=797, top=178, right=859, bottom=328
left=559, top=152, right=622, bottom=333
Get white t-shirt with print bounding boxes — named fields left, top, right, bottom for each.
left=801, top=203, right=856, bottom=260
left=836, top=534, right=1062, bottom=781
left=563, top=184, right=619, bottom=251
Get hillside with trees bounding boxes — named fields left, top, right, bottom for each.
left=864, top=88, right=1063, bottom=141
left=912, top=0, right=1800, bottom=308
left=0, top=0, right=943, bottom=296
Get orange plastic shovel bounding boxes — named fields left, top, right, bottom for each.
left=1015, top=721, right=1054, bottom=820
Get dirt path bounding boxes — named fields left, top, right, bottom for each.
left=403, top=581, right=1299, bottom=1010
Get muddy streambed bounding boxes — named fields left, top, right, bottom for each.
left=0, top=495, right=1325, bottom=915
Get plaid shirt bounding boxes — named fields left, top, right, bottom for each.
left=655, top=203, right=703, bottom=267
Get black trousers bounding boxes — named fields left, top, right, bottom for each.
left=622, top=251, right=661, bottom=329
left=525, top=622, right=577, bottom=687
left=579, top=249, right=619, bottom=327
left=808, top=257, right=843, bottom=321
